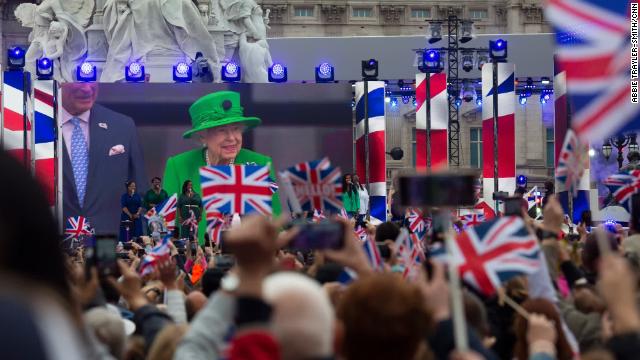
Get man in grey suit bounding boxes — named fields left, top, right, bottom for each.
left=61, top=82, right=147, bottom=235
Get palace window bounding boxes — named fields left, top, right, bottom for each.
left=294, top=7, right=314, bottom=17
left=470, top=127, right=483, bottom=168
left=352, top=8, right=373, bottom=17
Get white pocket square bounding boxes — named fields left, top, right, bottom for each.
left=109, top=145, right=125, bottom=156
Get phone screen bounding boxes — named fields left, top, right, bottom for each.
left=289, top=222, right=345, bottom=251
left=399, top=174, right=476, bottom=207
left=95, top=235, right=119, bottom=277
left=503, top=197, right=523, bottom=217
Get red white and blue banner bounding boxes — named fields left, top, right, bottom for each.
left=415, top=73, right=448, bottom=171
left=482, top=63, right=516, bottom=210
left=1, top=70, right=31, bottom=166
left=282, top=158, right=343, bottom=213
left=355, top=81, right=386, bottom=223
left=32, top=80, right=56, bottom=206
left=554, top=59, right=591, bottom=222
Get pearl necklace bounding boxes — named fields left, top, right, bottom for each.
left=205, top=149, right=234, bottom=166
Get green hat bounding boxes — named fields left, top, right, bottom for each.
left=183, top=91, right=261, bottom=139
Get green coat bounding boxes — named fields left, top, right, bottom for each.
left=343, top=189, right=360, bottom=213
left=163, top=147, right=281, bottom=244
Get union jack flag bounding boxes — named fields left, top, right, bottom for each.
left=407, top=208, right=425, bottom=234
left=434, top=216, right=540, bottom=296
left=394, top=229, right=424, bottom=280
left=312, top=209, right=326, bottom=223
left=200, top=165, right=274, bottom=216
left=139, top=236, right=172, bottom=276
left=354, top=226, right=368, bottom=242
left=64, top=216, right=93, bottom=240
left=555, top=130, right=587, bottom=196
left=284, top=158, right=343, bottom=213
left=145, top=194, right=178, bottom=231
left=363, top=235, right=383, bottom=270
left=459, top=211, right=486, bottom=229
left=546, top=0, right=640, bottom=143
left=603, top=170, right=640, bottom=210
left=338, top=208, right=349, bottom=220
left=206, top=210, right=224, bottom=246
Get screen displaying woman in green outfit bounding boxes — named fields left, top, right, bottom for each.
left=162, top=91, right=281, bottom=244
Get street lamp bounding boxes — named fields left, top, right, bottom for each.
left=602, top=133, right=638, bottom=169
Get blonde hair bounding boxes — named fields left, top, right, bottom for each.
left=147, top=324, right=189, bottom=360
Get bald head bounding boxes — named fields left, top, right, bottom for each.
left=186, top=291, right=208, bottom=321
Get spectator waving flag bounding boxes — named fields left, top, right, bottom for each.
left=459, top=210, right=486, bottom=229
left=354, top=226, right=368, bottom=242
left=206, top=210, right=224, bottom=246
left=555, top=130, right=587, bottom=196
left=363, top=235, right=383, bottom=270
left=603, top=170, right=640, bottom=211
left=200, top=165, right=274, bottom=216
left=64, top=216, right=93, bottom=240
left=283, top=158, right=343, bottom=213
left=546, top=0, right=640, bottom=143
left=407, top=208, right=425, bottom=234
left=139, top=236, right=171, bottom=276
left=312, top=209, right=326, bottom=223
left=434, top=216, right=540, bottom=296
left=145, top=193, right=178, bottom=230
left=338, top=208, right=349, bottom=220
left=395, top=229, right=424, bottom=280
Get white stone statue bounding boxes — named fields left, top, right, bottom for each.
left=238, top=32, right=271, bottom=83
left=101, top=0, right=221, bottom=82
left=15, top=0, right=94, bottom=82
left=44, top=21, right=68, bottom=81
left=214, top=0, right=273, bottom=82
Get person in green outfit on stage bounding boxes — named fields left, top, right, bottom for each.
left=163, top=91, right=281, bottom=244
left=143, top=177, right=169, bottom=209
left=176, top=180, right=203, bottom=240
left=342, top=173, right=360, bottom=218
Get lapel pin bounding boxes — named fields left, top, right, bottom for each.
left=98, top=122, right=108, bottom=130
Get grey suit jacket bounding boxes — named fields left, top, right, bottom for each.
left=63, top=103, right=147, bottom=235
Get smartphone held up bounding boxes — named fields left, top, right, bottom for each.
left=398, top=172, right=477, bottom=207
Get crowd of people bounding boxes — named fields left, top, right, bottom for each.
left=4, top=143, right=640, bottom=360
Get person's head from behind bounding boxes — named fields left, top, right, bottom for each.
left=185, top=291, right=207, bottom=321
left=263, top=272, right=334, bottom=360
left=151, top=177, right=161, bottom=190
left=336, top=273, right=431, bottom=360
left=0, top=150, right=72, bottom=306
left=61, top=82, right=98, bottom=115
left=513, top=298, right=573, bottom=360
left=182, top=180, right=193, bottom=195
left=514, top=187, right=526, bottom=198
left=84, top=307, right=126, bottom=359
left=375, top=221, right=400, bottom=242
left=582, top=232, right=619, bottom=274
left=544, top=180, right=555, bottom=194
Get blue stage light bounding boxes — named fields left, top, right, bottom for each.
left=489, top=39, right=508, bottom=61
left=173, top=61, right=192, bottom=82
left=419, top=50, right=443, bottom=73
left=454, top=98, right=462, bottom=108
left=268, top=63, right=287, bottom=83
left=36, top=57, right=53, bottom=79
left=316, top=62, right=334, bottom=83
left=517, top=175, right=527, bottom=187
left=390, top=97, right=398, bottom=107
left=76, top=62, right=96, bottom=82
left=222, top=62, right=241, bottom=82
left=519, top=94, right=528, bottom=105
left=476, top=98, right=482, bottom=106
left=361, top=59, right=379, bottom=80
left=125, top=62, right=145, bottom=82
left=7, top=46, right=25, bottom=69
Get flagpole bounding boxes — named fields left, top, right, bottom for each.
left=426, top=74, right=432, bottom=170
left=445, top=226, right=469, bottom=351
left=364, top=80, right=370, bottom=195
left=492, top=60, right=499, bottom=212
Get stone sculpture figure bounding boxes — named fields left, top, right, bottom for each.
left=15, top=0, right=94, bottom=82
left=238, top=32, right=270, bottom=83
left=102, top=0, right=221, bottom=82
left=215, top=0, right=273, bottom=82
left=44, top=21, right=68, bottom=81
